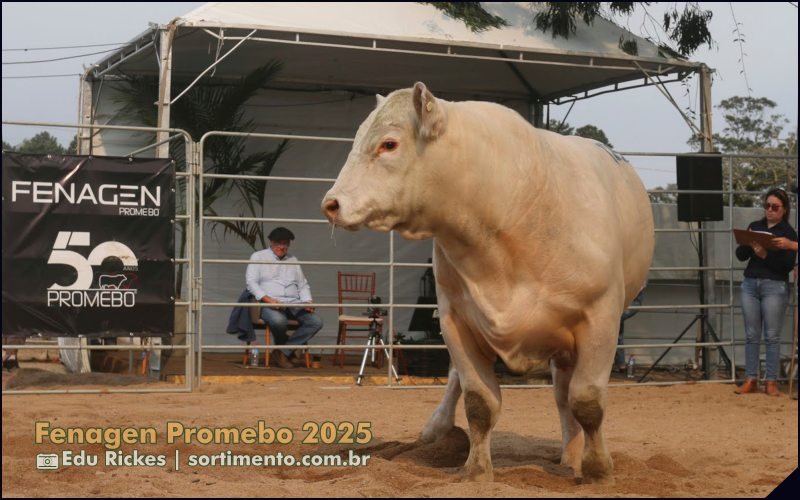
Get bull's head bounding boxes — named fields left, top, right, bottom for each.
left=321, top=82, right=447, bottom=240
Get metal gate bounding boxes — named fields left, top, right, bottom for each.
left=3, top=120, right=796, bottom=392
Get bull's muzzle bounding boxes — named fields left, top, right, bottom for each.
left=321, top=197, right=340, bottom=223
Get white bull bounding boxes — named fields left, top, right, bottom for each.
left=322, top=83, right=654, bottom=484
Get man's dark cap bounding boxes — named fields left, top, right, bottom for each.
left=268, top=227, right=295, bottom=241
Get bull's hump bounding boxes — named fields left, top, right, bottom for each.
left=593, top=142, right=627, bottom=164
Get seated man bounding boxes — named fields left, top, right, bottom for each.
left=246, top=227, right=323, bottom=368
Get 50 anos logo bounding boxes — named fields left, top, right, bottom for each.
left=46, top=231, right=139, bottom=308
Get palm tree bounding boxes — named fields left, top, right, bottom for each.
left=113, top=62, right=289, bottom=298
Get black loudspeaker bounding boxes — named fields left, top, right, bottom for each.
left=400, top=338, right=450, bottom=377
left=676, top=155, right=723, bottom=222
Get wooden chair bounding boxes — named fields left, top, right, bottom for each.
left=242, top=303, right=309, bottom=368
left=333, top=272, right=384, bottom=368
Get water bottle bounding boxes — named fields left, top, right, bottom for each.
left=626, top=355, right=636, bottom=379
left=249, top=348, right=259, bottom=367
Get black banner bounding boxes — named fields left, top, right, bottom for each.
left=2, top=153, right=175, bottom=338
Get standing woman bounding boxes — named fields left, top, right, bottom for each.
left=735, top=188, right=797, bottom=396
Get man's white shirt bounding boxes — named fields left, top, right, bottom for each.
left=246, top=247, right=312, bottom=304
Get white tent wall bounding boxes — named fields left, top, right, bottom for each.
left=84, top=82, right=157, bottom=157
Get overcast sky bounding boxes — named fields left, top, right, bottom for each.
left=2, top=2, right=797, bottom=189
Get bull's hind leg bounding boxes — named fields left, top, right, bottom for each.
left=551, top=351, right=584, bottom=475
left=440, top=314, right=500, bottom=482
left=568, top=311, right=618, bottom=484
left=420, top=363, right=462, bottom=443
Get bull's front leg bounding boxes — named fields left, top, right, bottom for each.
left=420, top=363, right=461, bottom=443
left=440, top=313, right=500, bottom=482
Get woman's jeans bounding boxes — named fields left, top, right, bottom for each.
left=741, top=278, right=789, bottom=380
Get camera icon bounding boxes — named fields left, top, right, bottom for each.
left=36, top=454, right=59, bottom=470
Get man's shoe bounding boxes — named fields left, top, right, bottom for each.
left=734, top=378, right=758, bottom=394
left=289, top=352, right=307, bottom=367
left=270, top=351, right=295, bottom=369
left=765, top=381, right=781, bottom=397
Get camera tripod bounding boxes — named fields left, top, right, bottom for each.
left=356, top=313, right=401, bottom=386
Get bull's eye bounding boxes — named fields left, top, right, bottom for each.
left=378, top=140, right=398, bottom=154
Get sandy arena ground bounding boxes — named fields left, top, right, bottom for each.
left=2, top=370, right=797, bottom=498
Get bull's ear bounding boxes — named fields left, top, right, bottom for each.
left=413, top=82, right=446, bottom=140
left=375, top=94, right=386, bottom=107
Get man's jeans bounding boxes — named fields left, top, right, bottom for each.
left=261, top=307, right=323, bottom=358
left=741, top=277, right=789, bottom=380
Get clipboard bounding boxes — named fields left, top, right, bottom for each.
left=733, top=229, right=778, bottom=249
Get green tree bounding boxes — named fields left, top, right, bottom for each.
left=67, top=135, right=78, bottom=154
left=422, top=2, right=507, bottom=32
left=428, top=2, right=714, bottom=57
left=547, top=119, right=573, bottom=136
left=649, top=183, right=678, bottom=204
left=574, top=124, right=613, bottom=148
left=548, top=119, right=614, bottom=148
left=15, top=132, right=66, bottom=155
left=688, top=96, right=795, bottom=207
left=2, top=140, right=14, bottom=151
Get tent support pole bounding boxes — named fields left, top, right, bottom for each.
left=699, top=64, right=714, bottom=153
left=156, top=22, right=176, bottom=159
left=531, top=101, right=544, bottom=128
left=698, top=63, right=717, bottom=379
left=78, top=72, right=93, bottom=155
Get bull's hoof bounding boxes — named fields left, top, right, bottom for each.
left=576, top=472, right=615, bottom=485
left=560, top=449, right=582, bottom=474
left=419, top=428, right=444, bottom=444
left=561, top=457, right=581, bottom=477
left=578, top=456, right=614, bottom=485
left=460, top=464, right=493, bottom=482
left=419, top=418, right=453, bottom=444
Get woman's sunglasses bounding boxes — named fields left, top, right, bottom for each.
left=763, top=203, right=783, bottom=211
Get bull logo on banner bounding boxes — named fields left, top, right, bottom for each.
left=46, top=231, right=139, bottom=309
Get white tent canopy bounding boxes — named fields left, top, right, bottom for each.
left=88, top=2, right=702, bottom=103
